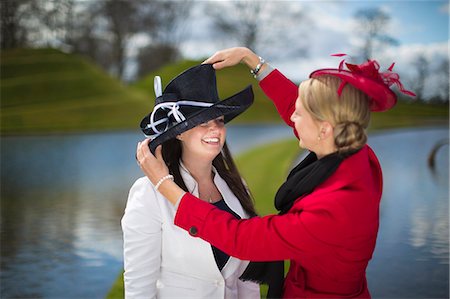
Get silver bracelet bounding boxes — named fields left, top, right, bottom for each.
left=155, top=174, right=174, bottom=191
left=255, top=63, right=274, bottom=81
left=250, top=56, right=265, bottom=78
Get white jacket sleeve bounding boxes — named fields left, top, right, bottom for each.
left=122, top=177, right=161, bottom=299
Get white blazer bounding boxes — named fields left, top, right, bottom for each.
left=122, top=162, right=260, bottom=299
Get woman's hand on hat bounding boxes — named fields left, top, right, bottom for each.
left=136, top=138, right=169, bottom=185
left=203, top=47, right=258, bottom=70
left=136, top=139, right=185, bottom=205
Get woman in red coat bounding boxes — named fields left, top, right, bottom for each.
left=136, top=47, right=415, bottom=298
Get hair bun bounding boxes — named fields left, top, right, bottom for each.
left=334, top=121, right=367, bottom=154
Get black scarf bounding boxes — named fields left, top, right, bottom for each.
left=275, top=151, right=344, bottom=214
left=240, top=151, right=344, bottom=298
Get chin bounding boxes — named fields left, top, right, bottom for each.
left=299, top=139, right=305, bottom=148
left=210, top=147, right=223, bottom=156
left=203, top=146, right=222, bottom=158
left=298, top=141, right=311, bottom=152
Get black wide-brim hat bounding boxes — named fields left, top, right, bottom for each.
left=140, top=64, right=254, bottom=153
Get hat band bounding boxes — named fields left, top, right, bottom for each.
left=144, top=100, right=215, bottom=138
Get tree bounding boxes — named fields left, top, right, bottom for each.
left=209, top=1, right=263, bottom=51
left=353, top=7, right=398, bottom=60
left=136, top=45, right=180, bottom=79
left=29, top=0, right=75, bottom=49
left=412, top=54, right=429, bottom=101
left=434, top=58, right=449, bottom=103
left=135, top=0, right=192, bottom=78
left=1, top=0, right=192, bottom=80
left=1, top=0, right=34, bottom=49
left=66, top=2, right=108, bottom=69
left=1, top=0, right=80, bottom=50
left=96, top=0, right=141, bottom=79
left=206, top=1, right=310, bottom=59
left=78, top=0, right=191, bottom=80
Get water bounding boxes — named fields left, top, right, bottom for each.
left=0, top=125, right=448, bottom=298
left=366, top=127, right=449, bottom=298
left=0, top=125, right=292, bottom=299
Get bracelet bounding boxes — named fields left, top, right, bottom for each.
left=250, top=56, right=265, bottom=78
left=255, top=63, right=274, bottom=81
left=154, top=174, right=174, bottom=191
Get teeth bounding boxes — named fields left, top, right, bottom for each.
left=203, top=137, right=219, bottom=143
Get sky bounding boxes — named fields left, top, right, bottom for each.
left=336, top=0, right=447, bottom=44
left=165, top=0, right=449, bottom=99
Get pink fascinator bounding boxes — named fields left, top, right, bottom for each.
left=310, top=54, right=416, bottom=112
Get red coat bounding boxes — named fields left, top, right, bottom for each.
left=175, top=70, right=383, bottom=298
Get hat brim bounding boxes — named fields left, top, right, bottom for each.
left=310, top=69, right=397, bottom=112
left=147, top=85, right=254, bottom=154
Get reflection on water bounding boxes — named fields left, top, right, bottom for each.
left=1, top=132, right=141, bottom=298
left=366, top=127, right=449, bottom=298
left=0, top=126, right=448, bottom=298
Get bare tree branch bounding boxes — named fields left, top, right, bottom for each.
left=1, top=0, right=39, bottom=49
left=434, top=58, right=449, bottom=102
left=412, top=54, right=429, bottom=101
left=353, top=8, right=398, bottom=60
left=135, top=0, right=192, bottom=78
left=207, top=1, right=310, bottom=59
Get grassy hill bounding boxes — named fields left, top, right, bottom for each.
left=370, top=99, right=448, bottom=130
left=0, top=49, right=280, bottom=136
left=1, top=48, right=149, bottom=134
left=1, top=48, right=448, bottom=135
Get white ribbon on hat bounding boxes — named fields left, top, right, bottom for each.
left=144, top=100, right=215, bottom=138
left=154, top=76, right=162, bottom=97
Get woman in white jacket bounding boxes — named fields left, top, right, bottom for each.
left=122, top=64, right=261, bottom=298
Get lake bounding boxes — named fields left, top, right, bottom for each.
left=1, top=125, right=448, bottom=298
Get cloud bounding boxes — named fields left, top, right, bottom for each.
left=439, top=2, right=449, bottom=15
left=388, top=42, right=448, bottom=65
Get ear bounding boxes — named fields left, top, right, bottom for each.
left=319, top=121, right=334, bottom=139
left=176, top=134, right=183, bottom=141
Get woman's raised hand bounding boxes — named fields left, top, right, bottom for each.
left=136, top=139, right=169, bottom=186
left=136, top=139, right=185, bottom=205
left=203, top=47, right=259, bottom=70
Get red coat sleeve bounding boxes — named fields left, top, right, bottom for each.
left=259, top=70, right=299, bottom=138
left=174, top=192, right=348, bottom=262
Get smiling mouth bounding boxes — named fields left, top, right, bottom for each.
left=202, top=137, right=220, bottom=145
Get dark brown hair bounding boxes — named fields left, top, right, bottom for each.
left=161, top=138, right=257, bottom=217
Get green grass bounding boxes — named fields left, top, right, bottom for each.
left=1, top=48, right=150, bottom=134
left=238, top=139, right=300, bottom=215
left=106, top=271, right=125, bottom=299
left=370, top=98, right=449, bottom=130
left=105, top=138, right=300, bottom=299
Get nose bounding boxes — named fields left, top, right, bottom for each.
left=208, top=123, right=217, bottom=132
left=290, top=113, right=295, bottom=123
left=209, top=119, right=224, bottom=128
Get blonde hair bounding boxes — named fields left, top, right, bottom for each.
left=299, top=75, right=371, bottom=154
